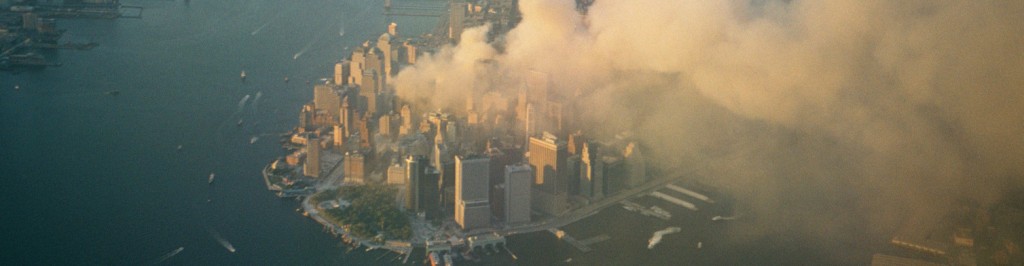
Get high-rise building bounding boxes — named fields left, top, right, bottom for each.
left=333, top=61, right=350, bottom=85
left=405, top=156, right=439, bottom=217
left=455, top=156, right=490, bottom=203
left=528, top=135, right=567, bottom=193
left=344, top=152, right=366, bottom=184
left=623, top=142, right=647, bottom=188
left=314, top=84, right=342, bottom=118
left=452, top=144, right=490, bottom=233
left=304, top=136, right=321, bottom=178
left=580, top=141, right=604, bottom=199
left=448, top=2, right=466, bottom=42
left=333, top=125, right=344, bottom=149
left=405, top=156, right=425, bottom=210
left=505, top=163, right=532, bottom=225
left=387, top=162, right=405, bottom=185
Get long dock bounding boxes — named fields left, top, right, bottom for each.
left=578, top=234, right=611, bottom=246
left=548, top=229, right=593, bottom=253
left=651, top=191, right=698, bottom=211
left=666, top=184, right=714, bottom=203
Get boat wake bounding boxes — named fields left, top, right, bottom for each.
left=251, top=21, right=271, bottom=35
left=209, top=229, right=236, bottom=253
left=237, top=94, right=251, bottom=112
left=151, top=246, right=184, bottom=264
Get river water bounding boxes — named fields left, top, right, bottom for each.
left=0, top=0, right=866, bottom=265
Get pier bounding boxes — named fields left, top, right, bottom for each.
left=666, top=183, right=714, bottom=203
left=548, top=228, right=593, bottom=253
left=650, top=191, right=699, bottom=211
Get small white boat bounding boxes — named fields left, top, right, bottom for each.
left=250, top=136, right=259, bottom=144
left=208, top=173, right=215, bottom=184
left=176, top=145, right=183, bottom=151
left=14, top=85, right=20, bottom=90
left=240, top=70, right=247, bottom=80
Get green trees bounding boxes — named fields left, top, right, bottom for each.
left=316, top=185, right=412, bottom=240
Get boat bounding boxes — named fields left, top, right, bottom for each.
left=250, top=136, right=259, bottom=144
left=14, top=85, right=19, bottom=90
left=697, top=241, right=702, bottom=249
left=208, top=173, right=215, bottom=184
left=712, top=215, right=739, bottom=221
left=284, top=76, right=289, bottom=82
left=647, top=227, right=681, bottom=249
left=237, top=119, right=244, bottom=127
left=105, top=90, right=120, bottom=96
left=177, top=145, right=183, bottom=151
left=240, top=70, right=246, bottom=80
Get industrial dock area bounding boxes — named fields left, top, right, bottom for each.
left=0, top=0, right=140, bottom=70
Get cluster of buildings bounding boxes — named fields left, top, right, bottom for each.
left=1, top=0, right=124, bottom=70
left=280, top=11, right=654, bottom=235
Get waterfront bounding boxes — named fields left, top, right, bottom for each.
left=0, top=1, right=893, bottom=265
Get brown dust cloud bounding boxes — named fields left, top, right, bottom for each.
left=392, top=0, right=1024, bottom=261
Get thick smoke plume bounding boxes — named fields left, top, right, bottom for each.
left=395, top=0, right=1024, bottom=260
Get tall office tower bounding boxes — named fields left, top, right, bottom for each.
left=623, top=142, right=646, bottom=188
left=314, top=84, right=341, bottom=118
left=405, top=156, right=439, bottom=217
left=529, top=135, right=568, bottom=215
left=333, top=125, right=344, bottom=149
left=448, top=1, right=466, bottom=42
left=304, top=136, right=321, bottom=178
left=505, top=163, right=532, bottom=225
left=360, top=71, right=379, bottom=115
left=376, top=32, right=394, bottom=80
left=399, top=105, right=413, bottom=136
left=378, top=114, right=392, bottom=136
left=455, top=156, right=491, bottom=230
left=405, top=156, right=425, bottom=210
left=580, top=141, right=604, bottom=200
left=344, top=152, right=366, bottom=184
left=333, top=61, right=350, bottom=85
left=528, top=135, right=567, bottom=193
left=349, top=46, right=365, bottom=85
left=340, top=96, right=353, bottom=136
left=402, top=40, right=418, bottom=65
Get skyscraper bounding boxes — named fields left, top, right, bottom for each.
left=505, top=163, right=532, bottom=225
left=529, top=135, right=567, bottom=193
left=304, top=136, right=321, bottom=178
left=455, top=155, right=491, bottom=230
left=314, top=84, right=341, bottom=119
left=405, top=156, right=439, bottom=217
